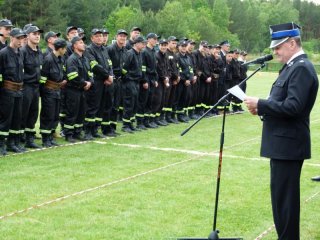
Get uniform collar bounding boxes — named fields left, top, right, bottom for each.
left=286, top=49, right=304, bottom=66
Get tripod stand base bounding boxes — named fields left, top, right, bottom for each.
left=177, top=230, right=242, bottom=240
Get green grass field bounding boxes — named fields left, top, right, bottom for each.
left=1, top=72, right=320, bottom=240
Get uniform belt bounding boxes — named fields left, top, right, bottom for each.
left=45, top=80, right=61, bottom=90
left=3, top=80, right=23, bottom=91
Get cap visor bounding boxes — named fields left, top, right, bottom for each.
left=269, top=37, right=289, bottom=48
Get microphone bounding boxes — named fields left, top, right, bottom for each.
left=242, top=54, right=273, bottom=65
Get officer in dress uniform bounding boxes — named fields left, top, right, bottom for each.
left=244, top=22, right=319, bottom=240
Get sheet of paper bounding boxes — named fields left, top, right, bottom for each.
left=227, top=85, right=247, bottom=101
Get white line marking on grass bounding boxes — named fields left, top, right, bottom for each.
left=0, top=154, right=202, bottom=221
left=254, top=191, right=320, bottom=239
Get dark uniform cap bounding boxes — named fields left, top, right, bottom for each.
left=159, top=39, right=168, bottom=45
left=168, top=36, right=179, bottom=42
left=200, top=40, right=208, bottom=46
left=44, top=31, right=61, bottom=42
left=133, top=36, right=147, bottom=44
left=269, top=22, right=301, bottom=48
left=101, top=28, right=109, bottom=34
left=53, top=38, right=67, bottom=49
left=77, top=27, right=85, bottom=34
left=240, top=51, right=247, bottom=56
left=66, top=26, right=78, bottom=35
left=10, top=28, right=27, bottom=38
left=71, top=36, right=85, bottom=46
left=146, top=33, right=158, bottom=39
left=25, top=25, right=43, bottom=34
left=91, top=28, right=103, bottom=35
left=178, top=40, right=188, bottom=46
left=0, top=19, right=13, bottom=27
left=23, top=23, right=34, bottom=32
left=117, top=29, right=128, bottom=35
left=188, top=40, right=196, bottom=45
left=219, top=40, right=230, bottom=46
left=131, top=26, right=141, bottom=32
left=233, top=49, right=240, bottom=53
left=212, top=44, right=221, bottom=49
left=227, top=50, right=234, bottom=54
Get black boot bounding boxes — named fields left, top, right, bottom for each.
left=102, top=125, right=117, bottom=137
left=15, top=134, right=27, bottom=152
left=171, top=112, right=179, bottom=124
left=121, top=122, right=134, bottom=133
left=42, top=134, right=52, bottom=148
left=49, top=133, right=60, bottom=146
left=155, top=116, right=167, bottom=126
left=165, top=112, right=174, bottom=124
left=136, top=118, right=147, bottom=130
left=144, top=117, right=155, bottom=129
left=25, top=133, right=41, bottom=149
left=7, top=135, right=21, bottom=153
left=110, top=123, right=121, bottom=136
left=65, top=134, right=76, bottom=143
left=149, top=117, right=159, bottom=128
left=0, top=137, right=7, bottom=155
left=91, top=125, right=102, bottom=138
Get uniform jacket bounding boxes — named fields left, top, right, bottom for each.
left=66, top=52, right=93, bottom=90
left=167, top=49, right=179, bottom=81
left=258, top=54, right=319, bottom=160
left=85, top=43, right=113, bottom=82
left=156, top=51, right=170, bottom=82
left=176, top=52, right=194, bottom=82
left=107, top=42, right=127, bottom=78
left=40, top=52, right=66, bottom=98
left=192, top=50, right=211, bottom=80
left=122, top=48, right=143, bottom=83
left=21, top=45, right=43, bottom=85
left=141, top=46, right=158, bottom=84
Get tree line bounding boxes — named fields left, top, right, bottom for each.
left=1, top=0, right=320, bottom=55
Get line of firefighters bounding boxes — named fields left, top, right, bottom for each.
left=0, top=20, right=248, bottom=156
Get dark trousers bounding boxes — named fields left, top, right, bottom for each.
left=85, top=80, right=105, bottom=126
left=209, top=79, right=219, bottom=106
left=176, top=81, right=192, bottom=113
left=110, top=77, right=122, bottom=126
left=137, top=82, right=149, bottom=118
left=122, top=81, right=139, bottom=123
left=21, top=84, right=39, bottom=134
left=101, top=83, right=114, bottom=127
left=40, top=94, right=60, bottom=134
left=0, top=88, right=22, bottom=135
left=190, top=80, right=199, bottom=109
left=270, top=159, right=304, bottom=240
left=151, top=81, right=165, bottom=115
left=64, top=87, right=86, bottom=135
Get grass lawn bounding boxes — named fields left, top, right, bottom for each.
left=0, top=71, right=319, bottom=239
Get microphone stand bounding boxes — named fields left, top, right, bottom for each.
left=177, top=63, right=266, bottom=240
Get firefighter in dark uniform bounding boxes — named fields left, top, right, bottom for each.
left=154, top=39, right=170, bottom=126
left=21, top=25, right=44, bottom=149
left=208, top=44, right=223, bottom=115
left=0, top=28, right=26, bottom=154
left=65, top=36, right=93, bottom=142
left=126, top=27, right=141, bottom=50
left=121, top=36, right=146, bottom=133
left=101, top=28, right=109, bottom=46
left=107, top=29, right=128, bottom=135
left=165, top=36, right=180, bottom=124
left=186, top=40, right=199, bottom=120
left=40, top=39, right=67, bottom=147
left=43, top=31, right=61, bottom=57
left=230, top=49, right=243, bottom=113
left=217, top=40, right=231, bottom=113
left=0, top=19, right=13, bottom=50
left=193, top=41, right=212, bottom=117
left=85, top=28, right=113, bottom=138
left=175, top=40, right=194, bottom=122
left=139, top=33, right=159, bottom=128
left=237, top=50, right=248, bottom=112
